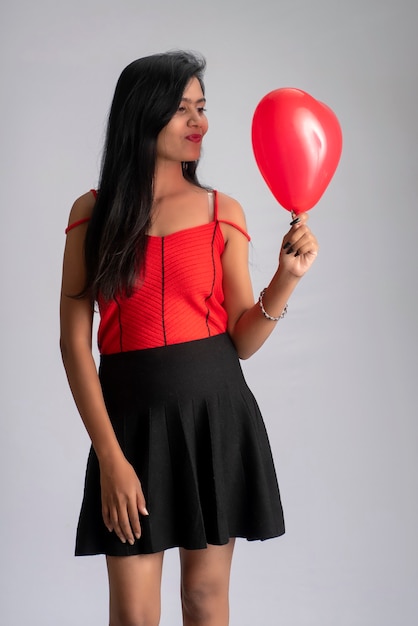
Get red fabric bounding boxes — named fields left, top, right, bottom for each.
left=98, top=221, right=227, bottom=353
left=65, top=189, right=251, bottom=354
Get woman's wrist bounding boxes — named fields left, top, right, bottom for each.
left=258, top=288, right=288, bottom=321
left=274, top=263, right=302, bottom=287
left=258, top=266, right=300, bottom=320
left=95, top=439, right=125, bottom=466
left=266, top=266, right=300, bottom=301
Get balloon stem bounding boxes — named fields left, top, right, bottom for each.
left=291, top=210, right=296, bottom=220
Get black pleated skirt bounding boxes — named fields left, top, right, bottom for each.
left=75, top=333, right=285, bottom=556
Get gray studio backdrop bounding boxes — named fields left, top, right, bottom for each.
left=1, top=0, right=417, bottom=624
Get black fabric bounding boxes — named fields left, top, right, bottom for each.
left=75, top=333, right=285, bottom=556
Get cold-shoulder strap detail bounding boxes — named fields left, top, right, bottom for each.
left=64, top=189, right=97, bottom=234
left=65, top=189, right=250, bottom=240
left=217, top=219, right=251, bottom=241
left=213, top=190, right=251, bottom=241
left=65, top=217, right=91, bottom=234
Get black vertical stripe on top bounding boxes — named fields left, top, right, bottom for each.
left=161, top=237, right=167, bottom=346
left=204, top=223, right=218, bottom=336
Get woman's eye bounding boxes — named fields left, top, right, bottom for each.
left=177, top=106, right=207, bottom=114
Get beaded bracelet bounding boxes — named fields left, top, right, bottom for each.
left=258, top=288, right=288, bottom=321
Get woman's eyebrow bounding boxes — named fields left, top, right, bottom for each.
left=181, top=97, right=207, bottom=104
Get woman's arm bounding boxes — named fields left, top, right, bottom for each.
left=60, top=192, right=148, bottom=545
left=218, top=193, right=319, bottom=360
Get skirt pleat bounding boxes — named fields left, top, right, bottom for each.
left=75, top=333, right=285, bottom=556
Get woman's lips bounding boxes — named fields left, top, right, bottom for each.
left=186, top=134, right=202, bottom=143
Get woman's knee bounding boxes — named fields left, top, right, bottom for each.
left=181, top=580, right=227, bottom=621
left=180, top=542, right=234, bottom=623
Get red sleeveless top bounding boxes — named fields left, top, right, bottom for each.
left=66, top=190, right=250, bottom=354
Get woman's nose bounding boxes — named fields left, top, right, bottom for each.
left=187, top=111, right=200, bottom=126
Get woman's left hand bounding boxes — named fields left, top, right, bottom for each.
left=279, top=212, right=319, bottom=277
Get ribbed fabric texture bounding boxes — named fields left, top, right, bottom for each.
left=62, top=189, right=249, bottom=355
left=97, top=221, right=228, bottom=354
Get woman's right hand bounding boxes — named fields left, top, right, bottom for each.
left=99, top=454, right=149, bottom=545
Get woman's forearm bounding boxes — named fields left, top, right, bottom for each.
left=60, top=340, right=123, bottom=463
left=229, top=267, right=300, bottom=360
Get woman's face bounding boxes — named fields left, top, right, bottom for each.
left=156, top=77, right=208, bottom=164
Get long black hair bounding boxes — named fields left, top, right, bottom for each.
left=83, top=50, right=206, bottom=301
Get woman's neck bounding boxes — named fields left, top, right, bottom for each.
left=153, top=160, right=189, bottom=202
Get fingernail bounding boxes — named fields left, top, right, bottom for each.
left=283, top=242, right=291, bottom=249
left=294, top=250, right=300, bottom=257
left=286, top=247, right=294, bottom=255
left=135, top=532, right=141, bottom=539
left=129, top=538, right=135, bottom=546
left=290, top=217, right=300, bottom=226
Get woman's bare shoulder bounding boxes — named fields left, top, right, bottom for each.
left=216, top=190, right=247, bottom=229
left=67, top=190, right=97, bottom=226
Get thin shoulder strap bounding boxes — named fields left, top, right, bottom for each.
left=208, top=190, right=216, bottom=222
left=65, top=217, right=90, bottom=234
left=215, top=189, right=251, bottom=241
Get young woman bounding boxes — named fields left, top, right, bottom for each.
left=60, top=50, right=318, bottom=626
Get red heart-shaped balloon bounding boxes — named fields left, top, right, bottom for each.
left=251, top=88, right=342, bottom=214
